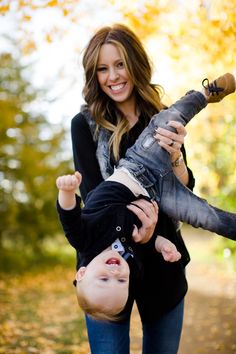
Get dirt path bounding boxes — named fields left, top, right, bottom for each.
left=1, top=226, right=235, bottom=354
left=130, top=226, right=236, bottom=354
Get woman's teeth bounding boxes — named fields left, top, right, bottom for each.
left=110, top=83, right=125, bottom=91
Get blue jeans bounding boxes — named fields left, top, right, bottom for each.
left=86, top=299, right=184, bottom=354
left=118, top=91, right=236, bottom=240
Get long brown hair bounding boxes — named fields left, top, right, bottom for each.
left=82, top=23, right=165, bottom=161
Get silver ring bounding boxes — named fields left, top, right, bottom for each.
left=169, top=140, right=175, bottom=147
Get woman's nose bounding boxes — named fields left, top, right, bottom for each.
left=109, top=68, right=119, bottom=81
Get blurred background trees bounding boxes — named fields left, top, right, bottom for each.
left=0, top=42, right=72, bottom=269
left=0, top=0, right=236, bottom=270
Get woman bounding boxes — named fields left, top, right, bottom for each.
left=71, top=24, right=194, bottom=354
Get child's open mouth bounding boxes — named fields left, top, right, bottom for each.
left=106, top=258, right=120, bottom=265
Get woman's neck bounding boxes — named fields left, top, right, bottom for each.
left=116, top=97, right=139, bottom=128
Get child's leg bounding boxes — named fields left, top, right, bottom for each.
left=117, top=76, right=236, bottom=240
left=107, top=169, right=182, bottom=261
left=118, top=90, right=207, bottom=186
left=106, top=168, right=149, bottom=197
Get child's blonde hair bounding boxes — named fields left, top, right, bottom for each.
left=75, top=282, right=124, bottom=321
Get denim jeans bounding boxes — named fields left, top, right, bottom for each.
left=118, top=91, right=236, bottom=240
left=86, top=299, right=184, bottom=354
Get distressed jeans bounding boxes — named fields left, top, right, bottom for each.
left=118, top=90, right=236, bottom=240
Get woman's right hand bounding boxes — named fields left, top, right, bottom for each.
left=126, top=199, right=159, bottom=244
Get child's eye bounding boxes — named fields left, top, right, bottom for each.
left=118, top=279, right=127, bottom=283
left=100, top=277, right=108, bottom=282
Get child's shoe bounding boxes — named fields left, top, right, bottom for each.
left=202, top=73, right=235, bottom=103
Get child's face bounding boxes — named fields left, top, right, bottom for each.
left=77, top=250, right=130, bottom=314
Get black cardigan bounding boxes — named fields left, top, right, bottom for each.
left=68, top=111, right=195, bottom=322
left=57, top=182, right=189, bottom=322
left=57, top=182, right=145, bottom=267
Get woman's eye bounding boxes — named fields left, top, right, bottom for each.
left=117, top=62, right=124, bottom=68
left=97, top=67, right=107, bottom=72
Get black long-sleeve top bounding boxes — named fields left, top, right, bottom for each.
left=68, top=111, right=195, bottom=322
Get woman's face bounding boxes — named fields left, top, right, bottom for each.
left=97, top=43, right=135, bottom=106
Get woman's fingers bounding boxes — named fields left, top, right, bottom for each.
left=129, top=199, right=158, bottom=216
left=127, top=199, right=159, bottom=244
left=154, top=121, right=187, bottom=156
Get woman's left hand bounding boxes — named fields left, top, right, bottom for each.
left=154, top=121, right=187, bottom=162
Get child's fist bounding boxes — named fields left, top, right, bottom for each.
left=56, top=172, right=82, bottom=191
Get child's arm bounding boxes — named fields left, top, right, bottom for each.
left=56, top=171, right=82, bottom=210
left=155, top=236, right=181, bottom=262
left=56, top=171, right=83, bottom=250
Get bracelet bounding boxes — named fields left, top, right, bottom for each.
left=171, top=153, right=183, bottom=167
left=176, top=167, right=187, bottom=179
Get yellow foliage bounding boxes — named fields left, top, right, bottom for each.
left=21, top=38, right=37, bottom=55
left=0, top=4, right=10, bottom=14
left=0, top=267, right=90, bottom=354
left=45, top=32, right=53, bottom=43
left=47, top=0, right=59, bottom=7
left=22, top=14, right=31, bottom=21
left=2, top=0, right=236, bottom=202
left=113, top=0, right=236, bottom=69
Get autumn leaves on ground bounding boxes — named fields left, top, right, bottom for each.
left=1, top=226, right=236, bottom=354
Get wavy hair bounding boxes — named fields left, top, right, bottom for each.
left=82, top=23, right=165, bottom=160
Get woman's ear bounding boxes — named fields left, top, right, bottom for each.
left=76, top=266, right=86, bottom=281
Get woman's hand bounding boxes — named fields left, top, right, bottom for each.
left=154, top=121, right=187, bottom=163
left=126, top=199, right=159, bottom=244
left=154, top=121, right=189, bottom=185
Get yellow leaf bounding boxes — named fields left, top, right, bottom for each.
left=0, top=4, right=10, bottom=14
left=23, top=14, right=32, bottom=21
left=47, top=0, right=59, bottom=7
left=22, top=39, right=37, bottom=55
left=45, top=33, right=53, bottom=43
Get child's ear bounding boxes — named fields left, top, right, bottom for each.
left=76, top=266, right=86, bottom=281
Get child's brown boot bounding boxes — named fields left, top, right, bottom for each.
left=202, top=73, right=235, bottom=103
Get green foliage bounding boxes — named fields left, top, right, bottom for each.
left=0, top=234, right=76, bottom=273
left=197, top=108, right=236, bottom=209
left=0, top=45, right=72, bottom=255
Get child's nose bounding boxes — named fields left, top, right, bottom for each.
left=109, top=267, right=120, bottom=275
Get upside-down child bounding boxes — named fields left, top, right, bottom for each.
left=56, top=72, right=236, bottom=320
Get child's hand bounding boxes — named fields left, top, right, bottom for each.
left=56, top=171, right=82, bottom=192
left=56, top=172, right=82, bottom=210
left=155, top=235, right=181, bottom=262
